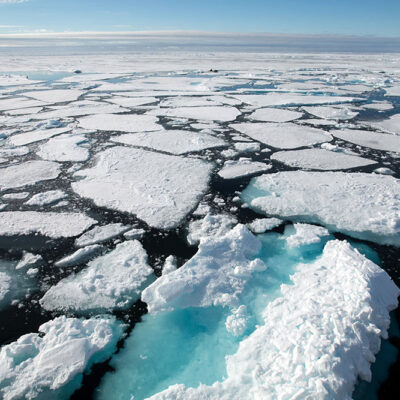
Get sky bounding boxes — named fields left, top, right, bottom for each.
left=0, top=0, right=399, bottom=37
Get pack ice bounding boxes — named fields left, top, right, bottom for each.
left=72, top=146, right=213, bottom=229
left=242, top=171, right=400, bottom=246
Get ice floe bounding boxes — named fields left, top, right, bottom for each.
left=112, top=129, right=227, bottom=155
left=2, top=192, right=30, bottom=200
left=0, top=160, right=60, bottom=191
left=8, top=126, right=71, bottom=146
left=25, top=190, right=68, bottom=207
left=247, top=217, right=282, bottom=233
left=303, top=105, right=359, bottom=120
left=0, top=97, right=45, bottom=112
left=368, top=114, right=400, bottom=135
left=242, top=171, right=400, bottom=246
left=248, top=107, right=303, bottom=122
left=23, top=89, right=82, bottom=104
left=72, top=147, right=213, bottom=229
left=231, top=122, right=332, bottom=149
left=41, top=241, right=153, bottom=313
left=75, top=223, right=132, bottom=247
left=218, top=159, right=272, bottom=179
left=55, top=244, right=105, bottom=268
left=0, top=316, right=125, bottom=400
left=285, top=223, right=330, bottom=247
left=271, top=148, right=376, bottom=170
left=105, top=96, right=157, bottom=108
left=148, top=106, right=240, bottom=122
left=0, top=212, right=95, bottom=238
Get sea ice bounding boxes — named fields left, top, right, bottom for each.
left=78, top=113, right=161, bottom=132
left=37, top=134, right=89, bottom=162
left=0, top=316, right=125, bottom=400
left=303, top=105, right=359, bottom=120
left=112, top=129, right=227, bottom=155
left=23, top=89, right=82, bottom=104
left=331, top=128, right=400, bottom=152
left=248, top=108, right=303, bottom=122
left=218, top=160, right=272, bottom=179
left=41, top=241, right=153, bottom=313
left=72, top=147, right=213, bottom=229
left=2, top=192, right=29, bottom=200
left=15, top=252, right=43, bottom=270
left=271, top=148, right=376, bottom=170
left=8, top=126, right=71, bottom=146
left=0, top=97, right=45, bottom=112
left=247, top=218, right=282, bottom=233
left=368, top=114, right=400, bottom=135
left=75, top=223, right=132, bottom=247
left=384, top=86, right=400, bottom=96
left=363, top=102, right=394, bottom=111
left=0, top=160, right=60, bottom=191
left=105, top=96, right=157, bottom=108
left=0, top=212, right=96, bottom=238
left=242, top=171, right=400, bottom=246
left=285, top=223, right=330, bottom=247
left=233, top=142, right=261, bottom=153
left=231, top=122, right=332, bottom=149
left=25, top=190, right=68, bottom=206
left=54, top=245, right=105, bottom=268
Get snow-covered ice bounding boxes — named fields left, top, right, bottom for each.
left=25, top=190, right=68, bottom=206
left=247, top=217, right=282, bottom=233
left=218, top=159, right=272, bottom=179
left=75, top=223, right=132, bottom=247
left=271, top=148, right=376, bottom=170
left=41, top=241, right=153, bottom=312
left=23, top=89, right=82, bottom=104
left=303, top=105, right=359, bottom=120
left=231, top=122, right=332, bottom=149
left=248, top=107, right=303, bottom=122
left=8, top=126, right=71, bottom=146
left=72, top=147, right=213, bottom=229
left=285, top=223, right=330, bottom=247
left=242, top=171, right=400, bottom=246
left=368, top=114, right=400, bottom=135
left=148, top=106, right=240, bottom=122
left=54, top=245, right=105, bottom=268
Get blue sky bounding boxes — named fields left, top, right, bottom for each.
left=0, top=0, right=399, bottom=37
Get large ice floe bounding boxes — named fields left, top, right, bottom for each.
left=247, top=107, right=303, bottom=122
left=271, top=148, right=376, bottom=170
left=111, top=129, right=227, bottom=155
left=231, top=122, right=332, bottom=149
left=71, top=146, right=213, bottom=229
left=242, top=171, right=400, bottom=246
left=41, top=240, right=153, bottom=313
left=97, top=224, right=399, bottom=400
left=7, top=126, right=71, bottom=146
left=23, top=89, right=83, bottom=104
left=0, top=316, right=125, bottom=400
left=218, top=159, right=272, bottom=179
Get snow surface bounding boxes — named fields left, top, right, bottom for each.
left=231, top=122, right=332, bottom=149
left=0, top=212, right=95, bottom=238
left=75, top=223, right=132, bottom=247
left=25, top=190, right=67, bottom=206
left=8, top=126, right=71, bottom=146
left=369, top=114, right=400, bottom=135
left=248, top=108, right=303, bottom=122
left=271, top=148, right=376, bottom=170
left=218, top=160, right=272, bottom=179
left=78, top=113, right=161, bottom=132
left=286, top=223, right=330, bottom=247
left=23, top=89, right=82, bottom=104
left=242, top=171, right=400, bottom=246
left=0, top=316, right=125, bottom=400
left=54, top=245, right=105, bottom=268
left=72, top=146, right=213, bottom=229
left=0, top=160, right=60, bottom=191
left=41, top=241, right=154, bottom=312
left=112, top=129, right=227, bottom=155
left=331, top=128, right=400, bottom=153
left=247, top=218, right=282, bottom=233
left=303, top=105, right=359, bottom=120
left=15, top=252, right=43, bottom=270
left=148, top=106, right=240, bottom=122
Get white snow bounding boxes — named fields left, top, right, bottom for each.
left=218, top=160, right=272, bottom=179
left=162, top=255, right=178, bottom=276
left=2, top=192, right=29, bottom=200
left=384, top=86, right=400, bottom=96
left=231, top=122, right=332, bottom=149
left=25, top=190, right=68, bottom=206
left=271, top=148, right=376, bottom=170
left=105, top=96, right=157, bottom=108
left=303, top=105, right=359, bottom=120
left=111, top=129, right=227, bottom=155
left=72, top=146, right=213, bottom=229
left=142, top=225, right=266, bottom=313
left=331, top=128, right=400, bottom=152
left=286, top=223, right=330, bottom=247
left=15, top=252, right=43, bottom=270
left=55, top=245, right=105, bottom=268
left=363, top=102, right=394, bottom=111
left=123, top=228, right=146, bottom=240
left=0, top=212, right=95, bottom=238
left=8, top=126, right=71, bottom=146
left=233, top=142, right=261, bottom=153
left=187, top=213, right=238, bottom=245
left=0, top=316, right=125, bottom=400
left=374, top=167, right=395, bottom=175
left=78, top=113, right=161, bottom=132
left=368, top=114, right=400, bottom=135
left=242, top=171, right=400, bottom=246
left=148, top=106, right=240, bottom=122
left=41, top=241, right=154, bottom=312
left=247, top=218, right=282, bottom=234
left=23, top=89, right=82, bottom=103
left=248, top=108, right=303, bottom=122
left=0, top=97, right=45, bottom=112
left=0, top=160, right=60, bottom=191
left=75, top=223, right=132, bottom=247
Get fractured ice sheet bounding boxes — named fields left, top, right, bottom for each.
left=331, top=128, right=400, bottom=153
left=247, top=107, right=303, bottom=122
left=365, top=114, right=400, bottom=135
left=0, top=316, right=125, bottom=400
left=303, top=105, right=359, bottom=120
left=218, top=159, right=272, bottom=179
left=247, top=218, right=282, bottom=233
left=23, top=89, right=82, bottom=104
left=8, top=126, right=71, bottom=146
left=0, top=97, right=45, bottom=112
left=0, top=212, right=95, bottom=238
left=231, top=122, right=332, bottom=149
left=271, top=148, right=376, bottom=170
left=159, top=96, right=223, bottom=108
left=105, top=96, right=158, bottom=107
left=242, top=171, right=400, bottom=246
left=72, top=146, right=213, bottom=229
left=0, top=160, right=60, bottom=191
left=78, top=113, right=161, bottom=132
left=112, top=129, right=227, bottom=155
left=25, top=190, right=68, bottom=206
left=148, top=106, right=241, bottom=122
left=37, top=133, right=89, bottom=162
left=75, top=223, right=131, bottom=247
left=41, top=241, right=153, bottom=313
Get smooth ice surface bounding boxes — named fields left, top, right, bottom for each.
left=248, top=108, right=303, bottom=122
left=0, top=160, right=60, bottom=191
left=369, top=114, right=400, bottom=135
left=247, top=218, right=282, bottom=233
left=148, top=106, right=240, bottom=122
left=25, top=190, right=67, bottom=206
left=37, top=134, right=89, bottom=162
left=0, top=212, right=95, bottom=238
left=75, top=223, right=132, bottom=247
left=2, top=192, right=29, bottom=200
left=23, top=89, right=82, bottom=103
left=8, top=126, right=71, bottom=146
left=242, top=171, right=400, bottom=246
left=72, top=147, right=213, bottom=229
left=105, top=96, right=157, bottom=107
left=54, top=245, right=105, bottom=268
left=78, top=113, right=161, bottom=132
left=363, top=102, right=394, bottom=111
left=112, top=129, right=227, bottom=155
left=41, top=241, right=153, bottom=313
left=303, top=105, right=359, bottom=120
left=233, top=141, right=260, bottom=153
left=218, top=160, right=272, bottom=179
left=331, top=128, right=400, bottom=153
left=0, top=316, right=125, bottom=400
left=0, top=97, right=45, bottom=112
left=186, top=213, right=238, bottom=245
left=271, top=148, right=376, bottom=170
left=231, top=122, right=332, bottom=149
